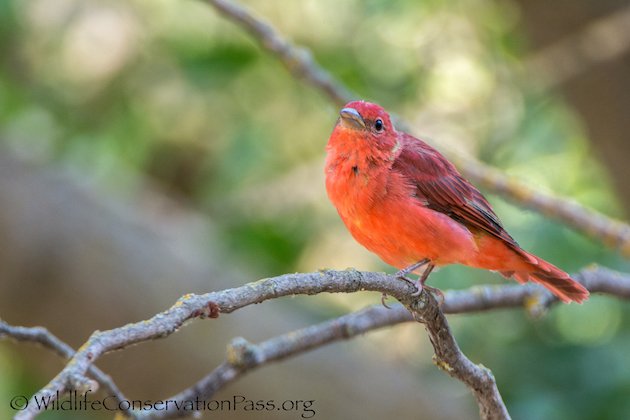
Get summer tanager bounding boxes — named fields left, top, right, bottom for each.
left=325, top=101, right=589, bottom=303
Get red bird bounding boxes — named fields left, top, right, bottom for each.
left=325, top=101, right=589, bottom=303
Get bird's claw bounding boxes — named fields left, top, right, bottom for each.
left=395, top=271, right=425, bottom=296
left=403, top=278, right=444, bottom=302
left=380, top=293, right=392, bottom=309
left=394, top=259, right=440, bottom=300
left=410, top=282, right=423, bottom=297
left=396, top=272, right=416, bottom=286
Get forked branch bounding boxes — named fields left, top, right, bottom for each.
left=7, top=266, right=630, bottom=419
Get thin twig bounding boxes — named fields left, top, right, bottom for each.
left=0, top=321, right=128, bottom=408
left=204, top=0, right=630, bottom=258
left=207, top=0, right=354, bottom=106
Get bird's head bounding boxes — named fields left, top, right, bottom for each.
left=338, top=101, right=394, bottom=135
left=329, top=101, right=399, bottom=159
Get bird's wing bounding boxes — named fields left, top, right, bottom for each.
left=393, top=133, right=518, bottom=247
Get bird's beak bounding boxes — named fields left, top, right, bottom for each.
left=339, top=107, right=366, bottom=130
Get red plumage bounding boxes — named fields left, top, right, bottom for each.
left=325, top=101, right=589, bottom=303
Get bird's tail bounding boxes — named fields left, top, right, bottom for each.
left=500, top=251, right=589, bottom=303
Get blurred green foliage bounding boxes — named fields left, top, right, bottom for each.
left=1, top=0, right=629, bottom=419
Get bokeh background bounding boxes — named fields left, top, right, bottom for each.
left=1, top=0, right=630, bottom=419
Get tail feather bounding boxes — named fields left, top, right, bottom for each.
left=527, top=270, right=589, bottom=303
left=508, top=252, right=589, bottom=303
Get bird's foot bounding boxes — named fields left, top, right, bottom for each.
left=395, top=259, right=430, bottom=279
left=411, top=280, right=424, bottom=297
left=396, top=260, right=437, bottom=299
left=395, top=271, right=417, bottom=286
left=396, top=273, right=424, bottom=296
left=408, top=281, right=444, bottom=307
left=410, top=279, right=424, bottom=297
left=395, top=259, right=429, bottom=295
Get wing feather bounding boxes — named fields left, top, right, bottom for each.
left=393, top=133, right=518, bottom=247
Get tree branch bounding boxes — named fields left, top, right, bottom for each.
left=9, top=265, right=630, bottom=419
left=139, top=294, right=509, bottom=420
left=135, top=304, right=412, bottom=419
left=12, top=269, right=420, bottom=419
left=416, top=293, right=510, bottom=420
left=204, top=0, right=630, bottom=258
left=449, top=155, right=630, bottom=258
left=207, top=0, right=354, bottom=106
left=134, top=265, right=630, bottom=419
left=0, top=321, right=128, bottom=411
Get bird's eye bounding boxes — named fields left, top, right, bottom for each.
left=374, top=119, right=384, bottom=132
